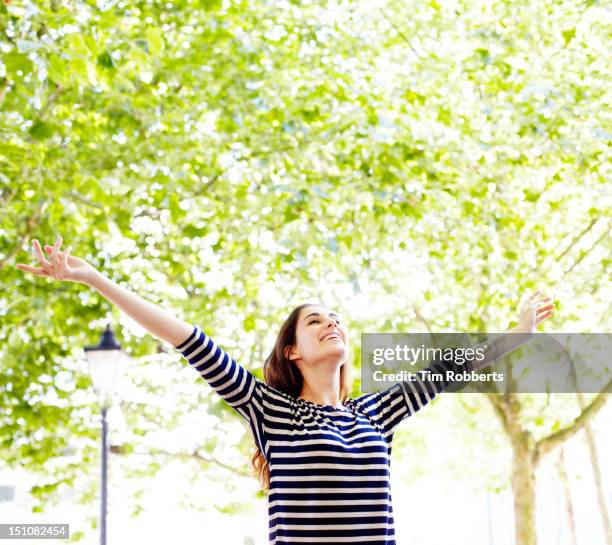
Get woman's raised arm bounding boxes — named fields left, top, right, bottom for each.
left=16, top=235, right=193, bottom=347
left=17, top=235, right=272, bottom=459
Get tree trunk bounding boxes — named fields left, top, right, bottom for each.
left=511, top=431, right=537, bottom=545
left=486, top=371, right=610, bottom=545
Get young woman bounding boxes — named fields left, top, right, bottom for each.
left=17, top=235, right=555, bottom=544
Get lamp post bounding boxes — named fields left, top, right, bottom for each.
left=84, top=323, right=124, bottom=545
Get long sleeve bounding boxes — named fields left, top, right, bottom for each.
left=174, top=324, right=269, bottom=454
left=353, top=341, right=481, bottom=442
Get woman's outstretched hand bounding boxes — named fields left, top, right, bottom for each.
left=15, top=234, right=97, bottom=285
left=517, top=290, right=555, bottom=333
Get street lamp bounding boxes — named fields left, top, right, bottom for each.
left=84, top=323, right=125, bottom=545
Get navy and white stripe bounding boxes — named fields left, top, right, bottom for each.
left=175, top=325, right=474, bottom=544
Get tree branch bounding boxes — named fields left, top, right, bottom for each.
left=412, top=305, right=433, bottom=334
left=534, top=379, right=612, bottom=463
left=378, top=8, right=422, bottom=58
left=563, top=221, right=611, bottom=274
left=556, top=218, right=597, bottom=261
left=110, top=444, right=252, bottom=478
left=65, top=190, right=104, bottom=209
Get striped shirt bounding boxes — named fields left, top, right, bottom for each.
left=174, top=324, right=477, bottom=544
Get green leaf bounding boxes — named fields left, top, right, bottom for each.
left=562, top=28, right=576, bottom=45
left=47, top=55, right=72, bottom=87
left=3, top=52, right=33, bottom=75
left=69, top=57, right=90, bottom=85
left=199, top=0, right=222, bottom=9
left=145, top=28, right=164, bottom=56
left=97, top=50, right=115, bottom=69
left=29, top=120, right=55, bottom=140
left=523, top=189, right=540, bottom=203
left=244, top=315, right=256, bottom=331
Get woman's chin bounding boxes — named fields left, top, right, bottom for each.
left=322, top=345, right=348, bottom=364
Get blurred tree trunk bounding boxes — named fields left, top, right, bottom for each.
left=511, top=429, right=536, bottom=545
left=557, top=448, right=578, bottom=545
left=577, top=393, right=612, bottom=545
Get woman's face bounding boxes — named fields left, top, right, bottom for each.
left=286, top=304, right=348, bottom=367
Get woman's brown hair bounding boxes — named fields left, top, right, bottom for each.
left=251, top=303, right=352, bottom=491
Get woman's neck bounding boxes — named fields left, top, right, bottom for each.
left=299, top=360, right=342, bottom=407
left=299, top=368, right=343, bottom=408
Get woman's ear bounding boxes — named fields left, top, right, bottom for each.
left=284, top=345, right=299, bottom=361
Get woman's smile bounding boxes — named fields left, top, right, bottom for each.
left=320, top=331, right=342, bottom=342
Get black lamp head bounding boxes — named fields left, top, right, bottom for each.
left=84, top=323, right=121, bottom=352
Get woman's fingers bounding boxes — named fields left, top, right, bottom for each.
left=528, top=291, right=553, bottom=308
left=16, top=237, right=74, bottom=281
left=33, top=240, right=52, bottom=274
left=536, top=309, right=554, bottom=324
left=41, top=240, right=65, bottom=278
left=15, top=263, right=48, bottom=277
left=519, top=292, right=555, bottom=330
left=528, top=290, right=541, bottom=302
left=535, top=297, right=555, bottom=324
left=62, top=245, right=72, bottom=268
left=537, top=305, right=554, bottom=317
left=51, top=234, right=62, bottom=258
left=44, top=245, right=65, bottom=275
left=50, top=235, right=62, bottom=276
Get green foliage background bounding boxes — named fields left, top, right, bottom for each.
left=1, top=0, right=610, bottom=540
